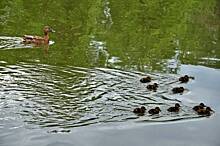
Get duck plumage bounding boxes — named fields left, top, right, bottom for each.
left=23, top=26, right=55, bottom=44
left=148, top=107, right=161, bottom=115
left=167, top=103, right=181, bottom=112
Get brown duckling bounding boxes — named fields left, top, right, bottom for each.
left=197, top=106, right=214, bottom=116
left=133, top=106, right=146, bottom=115
left=140, top=76, right=151, bottom=83
left=146, top=83, right=158, bottom=91
left=167, top=103, right=181, bottom=112
left=148, top=107, right=161, bottom=115
left=172, top=87, right=185, bottom=94
left=192, top=103, right=205, bottom=111
left=179, top=75, right=195, bottom=83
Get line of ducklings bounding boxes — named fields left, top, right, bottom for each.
left=133, top=103, right=214, bottom=116
left=140, top=74, right=194, bottom=84
left=141, top=75, right=194, bottom=93
left=133, top=103, right=180, bottom=116
left=137, top=75, right=214, bottom=116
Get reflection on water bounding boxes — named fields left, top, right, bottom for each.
left=0, top=0, right=219, bottom=71
left=0, top=36, right=32, bottom=49
left=0, top=63, right=207, bottom=130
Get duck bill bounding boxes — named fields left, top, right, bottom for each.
left=50, top=28, right=55, bottom=33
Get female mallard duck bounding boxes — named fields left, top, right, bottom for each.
left=192, top=103, right=205, bottom=111
left=140, top=76, right=151, bottom=83
left=146, top=83, right=158, bottom=91
left=172, top=87, right=184, bottom=94
left=133, top=106, right=146, bottom=115
left=148, top=107, right=161, bottom=115
left=23, top=26, right=55, bottom=44
left=167, top=103, right=181, bottom=112
left=179, top=75, right=195, bottom=83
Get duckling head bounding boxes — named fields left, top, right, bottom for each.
left=175, top=103, right=181, bottom=108
left=155, top=107, right=161, bottom=112
left=140, top=106, right=146, bottom=111
left=206, top=107, right=213, bottom=112
left=199, top=103, right=205, bottom=107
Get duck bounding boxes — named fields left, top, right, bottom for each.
left=146, top=83, right=158, bottom=91
left=192, top=103, right=205, bottom=111
left=179, top=75, right=195, bottom=83
left=172, top=87, right=184, bottom=94
left=140, top=76, right=151, bottom=83
left=167, top=103, right=181, bottom=112
left=196, top=106, right=214, bottom=116
left=148, top=107, right=161, bottom=115
left=23, top=26, right=55, bottom=44
left=133, top=106, right=146, bottom=115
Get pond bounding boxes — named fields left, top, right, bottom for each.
left=0, top=0, right=220, bottom=146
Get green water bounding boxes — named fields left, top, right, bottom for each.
left=0, top=0, right=220, bottom=146
left=0, top=0, right=219, bottom=71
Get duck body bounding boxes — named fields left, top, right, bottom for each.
left=197, top=107, right=213, bottom=116
left=148, top=107, right=161, bottom=115
left=133, top=106, right=146, bottom=115
left=23, top=35, right=48, bottom=44
left=167, top=103, right=181, bottom=112
left=193, top=103, right=205, bottom=111
left=146, top=83, right=158, bottom=91
left=23, top=26, right=55, bottom=45
left=140, top=76, right=151, bottom=83
left=172, top=87, right=184, bottom=94
left=179, top=75, right=195, bottom=83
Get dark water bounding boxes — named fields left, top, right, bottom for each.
left=0, top=0, right=220, bottom=145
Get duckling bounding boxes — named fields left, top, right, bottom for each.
left=179, top=75, right=195, bottom=83
left=133, top=106, right=146, bottom=115
left=146, top=83, right=158, bottom=91
left=23, top=26, right=55, bottom=44
left=167, top=103, right=181, bottom=112
left=192, top=103, right=205, bottom=111
left=148, top=107, right=161, bottom=115
left=172, top=87, right=184, bottom=94
left=197, top=106, right=214, bottom=116
left=140, top=76, right=151, bottom=83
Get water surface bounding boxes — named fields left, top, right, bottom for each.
left=0, top=0, right=220, bottom=145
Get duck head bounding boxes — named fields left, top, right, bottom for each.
left=44, top=26, right=55, bottom=35
left=206, top=107, right=214, bottom=112
left=175, top=103, right=181, bottom=108
left=199, top=103, right=205, bottom=107
left=140, top=106, right=146, bottom=111
left=155, top=107, right=161, bottom=112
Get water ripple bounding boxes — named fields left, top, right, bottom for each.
left=0, top=36, right=54, bottom=50
left=0, top=63, right=203, bottom=129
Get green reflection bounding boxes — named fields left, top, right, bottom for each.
left=0, top=0, right=219, bottom=72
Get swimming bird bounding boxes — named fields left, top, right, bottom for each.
left=146, top=83, right=158, bottom=91
left=172, top=87, right=184, bottom=94
left=140, top=76, right=151, bottom=83
left=179, top=75, right=195, bottom=83
left=23, top=26, right=55, bottom=44
left=133, top=106, right=146, bottom=115
left=192, top=103, right=205, bottom=111
left=167, top=103, right=181, bottom=112
left=148, top=107, right=161, bottom=115
left=196, top=106, right=214, bottom=116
